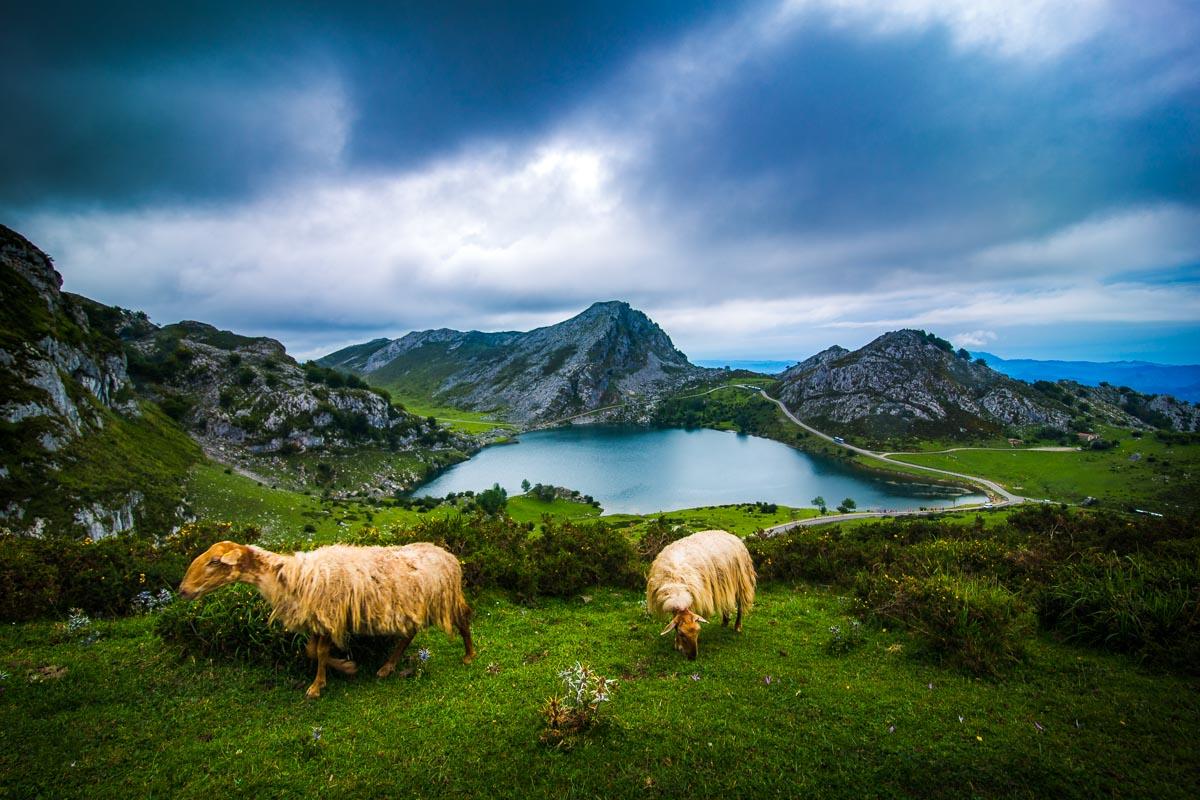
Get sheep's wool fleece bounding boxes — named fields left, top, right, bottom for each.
left=262, top=543, right=465, bottom=648
left=646, top=530, right=756, bottom=619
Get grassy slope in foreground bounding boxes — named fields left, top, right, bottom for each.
left=2, top=588, right=1197, bottom=799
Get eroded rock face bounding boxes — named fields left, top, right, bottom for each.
left=776, top=330, right=1074, bottom=437
left=321, top=301, right=715, bottom=425
left=122, top=319, right=469, bottom=456
left=1, top=225, right=146, bottom=533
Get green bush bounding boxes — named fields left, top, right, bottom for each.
left=530, top=518, right=641, bottom=596
left=857, top=570, right=1032, bottom=675
left=156, top=583, right=411, bottom=670
left=349, top=513, right=640, bottom=598
left=1039, top=553, right=1199, bottom=672
left=0, top=522, right=259, bottom=621
left=747, top=526, right=885, bottom=585
left=156, top=584, right=308, bottom=669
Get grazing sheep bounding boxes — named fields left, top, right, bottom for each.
left=179, top=540, right=475, bottom=698
left=646, top=530, right=756, bottom=660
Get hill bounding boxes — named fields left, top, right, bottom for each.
left=776, top=330, right=1079, bottom=441
left=319, top=301, right=713, bottom=425
left=0, top=224, right=200, bottom=538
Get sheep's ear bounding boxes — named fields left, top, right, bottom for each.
left=694, top=615, right=709, bottom=624
left=660, top=618, right=679, bottom=636
left=219, top=547, right=242, bottom=566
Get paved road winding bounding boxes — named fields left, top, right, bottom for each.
left=718, top=384, right=1029, bottom=535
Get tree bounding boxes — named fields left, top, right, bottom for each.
left=956, top=347, right=970, bottom=360
left=475, top=483, right=508, bottom=515
left=974, top=357, right=987, bottom=366
left=521, top=478, right=531, bottom=494
left=811, top=495, right=827, bottom=514
left=836, top=497, right=857, bottom=514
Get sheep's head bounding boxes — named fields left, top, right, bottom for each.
left=179, top=541, right=256, bottom=600
left=661, top=609, right=707, bottom=660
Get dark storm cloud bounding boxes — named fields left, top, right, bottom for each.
left=6, top=0, right=1200, bottom=363
left=0, top=0, right=726, bottom=211
left=616, top=13, right=1200, bottom=250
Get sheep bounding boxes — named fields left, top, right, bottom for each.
left=646, top=530, right=756, bottom=660
left=179, top=540, right=475, bottom=699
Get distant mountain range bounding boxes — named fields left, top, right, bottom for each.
left=975, top=352, right=1200, bottom=402
left=693, top=359, right=796, bottom=374
left=319, top=301, right=713, bottom=425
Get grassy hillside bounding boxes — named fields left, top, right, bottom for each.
left=2, top=398, right=201, bottom=536
left=887, top=427, right=1199, bottom=514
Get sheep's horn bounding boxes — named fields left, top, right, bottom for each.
left=694, top=615, right=709, bottom=624
left=660, top=618, right=679, bottom=635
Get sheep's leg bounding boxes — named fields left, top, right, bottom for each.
left=722, top=612, right=730, bottom=626
left=456, top=606, right=476, bottom=664
left=377, top=632, right=414, bottom=679
left=734, top=601, right=744, bottom=633
left=456, top=618, right=475, bottom=666
left=327, top=654, right=358, bottom=676
left=305, top=634, right=331, bottom=700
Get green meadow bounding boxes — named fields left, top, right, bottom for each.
left=886, top=428, right=1199, bottom=514
left=2, top=584, right=1196, bottom=799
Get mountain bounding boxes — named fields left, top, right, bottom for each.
left=1, top=224, right=200, bottom=538
left=1, top=225, right=475, bottom=538
left=976, top=352, right=1200, bottom=403
left=776, top=330, right=1078, bottom=440
left=320, top=301, right=712, bottom=425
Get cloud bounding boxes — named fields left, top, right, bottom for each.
left=952, top=331, right=998, bottom=349
left=5, top=0, right=1200, bottom=364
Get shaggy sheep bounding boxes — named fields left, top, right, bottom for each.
left=646, top=530, right=756, bottom=660
left=179, top=540, right=475, bottom=698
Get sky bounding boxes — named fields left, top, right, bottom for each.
left=3, top=0, right=1198, bottom=364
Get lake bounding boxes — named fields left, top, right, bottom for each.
left=413, top=425, right=985, bottom=514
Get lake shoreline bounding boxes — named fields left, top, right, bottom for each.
left=410, top=423, right=986, bottom=514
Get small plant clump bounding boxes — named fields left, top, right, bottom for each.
left=825, top=618, right=864, bottom=655
left=540, top=662, right=616, bottom=748
left=131, top=588, right=174, bottom=614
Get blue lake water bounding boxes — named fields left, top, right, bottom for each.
left=413, top=426, right=985, bottom=515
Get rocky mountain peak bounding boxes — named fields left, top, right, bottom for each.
left=320, top=300, right=708, bottom=425
left=777, top=329, right=1071, bottom=439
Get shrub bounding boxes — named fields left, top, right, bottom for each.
left=350, top=514, right=640, bottom=599
left=156, top=583, right=308, bottom=669
left=857, top=570, right=1032, bottom=675
left=1039, top=553, right=1199, bottom=673
left=748, top=526, right=884, bottom=585
left=540, top=662, right=616, bottom=748
left=0, top=522, right=259, bottom=621
left=530, top=518, right=641, bottom=597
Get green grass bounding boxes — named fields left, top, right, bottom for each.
left=394, top=395, right=517, bottom=434
left=2, top=586, right=1197, bottom=798
left=185, top=463, right=464, bottom=545
left=886, top=427, right=1199, bottom=514
left=507, top=494, right=602, bottom=524
left=604, top=503, right=819, bottom=537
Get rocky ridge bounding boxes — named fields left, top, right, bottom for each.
left=776, top=330, right=1079, bottom=439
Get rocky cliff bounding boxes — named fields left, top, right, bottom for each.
left=320, top=301, right=713, bottom=425
left=121, top=320, right=457, bottom=455
left=1, top=225, right=198, bottom=538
